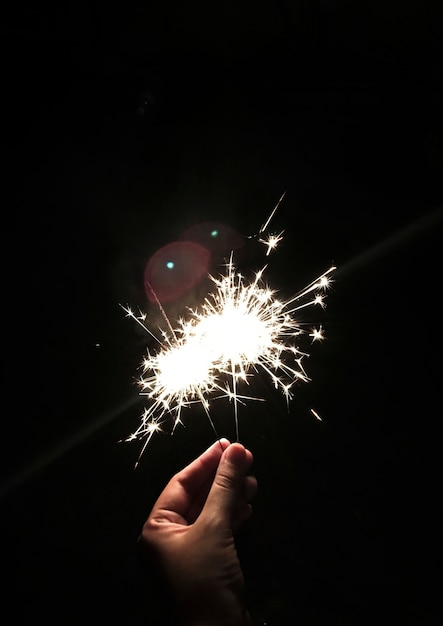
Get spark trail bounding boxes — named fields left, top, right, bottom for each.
left=122, top=198, right=335, bottom=464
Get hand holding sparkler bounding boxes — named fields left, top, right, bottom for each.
left=139, top=438, right=257, bottom=626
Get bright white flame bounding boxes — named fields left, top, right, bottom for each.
left=122, top=246, right=335, bottom=463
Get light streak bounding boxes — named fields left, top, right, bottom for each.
left=310, top=408, right=323, bottom=422
left=122, top=198, right=335, bottom=465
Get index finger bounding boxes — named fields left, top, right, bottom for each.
left=150, top=438, right=231, bottom=522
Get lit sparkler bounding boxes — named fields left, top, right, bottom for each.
left=122, top=197, right=335, bottom=464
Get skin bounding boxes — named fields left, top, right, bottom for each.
left=139, top=438, right=258, bottom=626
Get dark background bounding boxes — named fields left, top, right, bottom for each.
left=2, top=2, right=442, bottom=625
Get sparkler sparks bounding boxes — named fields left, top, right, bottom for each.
left=122, top=199, right=335, bottom=464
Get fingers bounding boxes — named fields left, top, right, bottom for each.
left=243, top=474, right=258, bottom=504
left=147, top=439, right=231, bottom=524
left=231, top=474, right=258, bottom=530
left=179, top=438, right=231, bottom=491
left=202, top=443, right=255, bottom=529
left=144, top=440, right=256, bottom=531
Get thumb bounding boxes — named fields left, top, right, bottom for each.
left=201, top=443, right=253, bottom=527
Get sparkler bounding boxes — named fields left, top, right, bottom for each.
left=122, top=195, right=335, bottom=465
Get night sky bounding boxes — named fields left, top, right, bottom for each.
left=2, top=3, right=443, bottom=625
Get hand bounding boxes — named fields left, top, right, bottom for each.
left=139, top=438, right=258, bottom=626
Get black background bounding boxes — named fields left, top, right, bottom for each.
left=2, top=2, right=442, bottom=625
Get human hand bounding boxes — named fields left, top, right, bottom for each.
left=139, top=438, right=258, bottom=626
